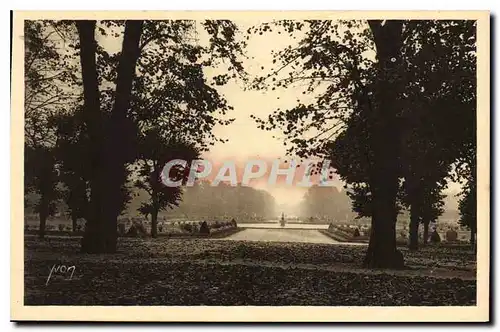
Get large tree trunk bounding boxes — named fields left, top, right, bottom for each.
left=77, top=20, right=143, bottom=253
left=363, top=212, right=402, bottom=268
left=363, top=20, right=405, bottom=269
left=76, top=20, right=109, bottom=253
left=408, top=202, right=419, bottom=251
left=102, top=20, right=144, bottom=248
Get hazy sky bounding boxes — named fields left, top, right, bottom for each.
left=97, top=20, right=460, bottom=207
left=200, top=21, right=342, bottom=205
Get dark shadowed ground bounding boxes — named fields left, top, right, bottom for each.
left=24, top=235, right=476, bottom=306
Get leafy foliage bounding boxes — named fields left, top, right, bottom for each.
left=248, top=20, right=374, bottom=161
left=24, top=20, right=80, bottom=235
left=248, top=20, right=476, bottom=254
left=24, top=20, right=79, bottom=148
left=25, top=19, right=247, bottom=247
left=134, top=132, right=200, bottom=221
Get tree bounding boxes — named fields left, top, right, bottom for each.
left=121, top=19, right=246, bottom=235
left=50, top=109, right=90, bottom=232
left=457, top=123, right=476, bottom=251
left=250, top=19, right=476, bottom=265
left=420, top=181, right=446, bottom=245
left=332, top=20, right=475, bottom=252
left=76, top=20, right=144, bottom=253
left=75, top=20, right=104, bottom=250
left=75, top=19, right=246, bottom=251
left=456, top=71, right=477, bottom=250
left=24, top=145, right=60, bottom=238
left=135, top=131, right=200, bottom=237
left=128, top=20, right=242, bottom=153
left=458, top=174, right=476, bottom=250
left=24, top=20, right=77, bottom=237
left=398, top=20, right=476, bottom=250
left=51, top=109, right=132, bottom=232
left=24, top=21, right=78, bottom=148
left=249, top=20, right=405, bottom=267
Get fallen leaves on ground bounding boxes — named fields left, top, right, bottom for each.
left=24, top=236, right=476, bottom=306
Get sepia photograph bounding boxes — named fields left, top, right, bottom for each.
left=10, top=10, right=490, bottom=322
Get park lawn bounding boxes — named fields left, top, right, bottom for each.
left=24, top=236, right=476, bottom=306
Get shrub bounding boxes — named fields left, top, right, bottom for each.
left=445, top=229, right=458, bottom=242
left=430, top=230, right=441, bottom=243
left=199, top=221, right=210, bottom=235
left=192, top=224, right=200, bottom=233
left=127, top=222, right=147, bottom=237
left=182, top=223, right=193, bottom=233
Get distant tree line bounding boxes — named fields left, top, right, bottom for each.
left=299, top=185, right=354, bottom=222
left=163, top=181, right=277, bottom=220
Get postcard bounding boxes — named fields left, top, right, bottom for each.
left=11, top=10, right=490, bottom=322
